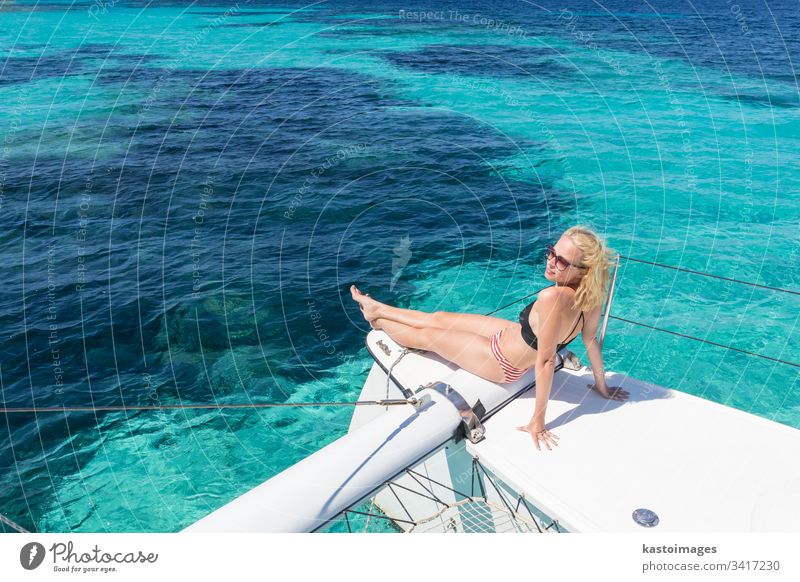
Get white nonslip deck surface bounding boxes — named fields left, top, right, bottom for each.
left=467, top=367, right=800, bottom=533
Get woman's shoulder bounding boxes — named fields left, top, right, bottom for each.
left=538, top=284, right=577, bottom=305
left=532, top=287, right=576, bottom=323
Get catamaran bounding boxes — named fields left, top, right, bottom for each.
left=184, top=258, right=800, bottom=533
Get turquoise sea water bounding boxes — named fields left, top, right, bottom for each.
left=0, top=0, right=798, bottom=532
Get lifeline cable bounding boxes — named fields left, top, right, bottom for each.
left=618, top=254, right=799, bottom=296
left=0, top=398, right=417, bottom=414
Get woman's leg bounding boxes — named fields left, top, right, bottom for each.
left=375, top=318, right=506, bottom=383
left=351, top=285, right=436, bottom=327
left=377, top=305, right=513, bottom=338
left=351, top=285, right=511, bottom=337
left=376, top=303, right=438, bottom=328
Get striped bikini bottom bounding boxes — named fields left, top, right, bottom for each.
left=489, top=327, right=529, bottom=383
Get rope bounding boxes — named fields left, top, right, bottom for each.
left=0, top=398, right=417, bottom=415
left=363, top=498, right=376, bottom=532
left=619, top=255, right=799, bottom=296
left=385, top=347, right=427, bottom=400
left=0, top=513, right=30, bottom=533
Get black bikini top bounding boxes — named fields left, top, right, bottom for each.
left=518, top=300, right=584, bottom=351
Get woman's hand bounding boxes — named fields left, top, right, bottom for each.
left=587, top=383, right=629, bottom=401
left=516, top=421, right=560, bottom=451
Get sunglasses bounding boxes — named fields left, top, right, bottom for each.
left=545, top=244, right=586, bottom=271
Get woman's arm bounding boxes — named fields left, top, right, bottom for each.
left=581, top=303, right=610, bottom=392
left=523, top=287, right=563, bottom=431
left=581, top=304, right=629, bottom=400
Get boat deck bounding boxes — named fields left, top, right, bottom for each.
left=363, top=329, right=800, bottom=533
left=468, top=366, right=800, bottom=532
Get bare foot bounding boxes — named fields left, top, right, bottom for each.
left=350, top=284, right=382, bottom=325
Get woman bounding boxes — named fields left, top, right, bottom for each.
left=350, top=225, right=629, bottom=451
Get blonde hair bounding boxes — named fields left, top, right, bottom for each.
left=563, top=225, right=616, bottom=312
